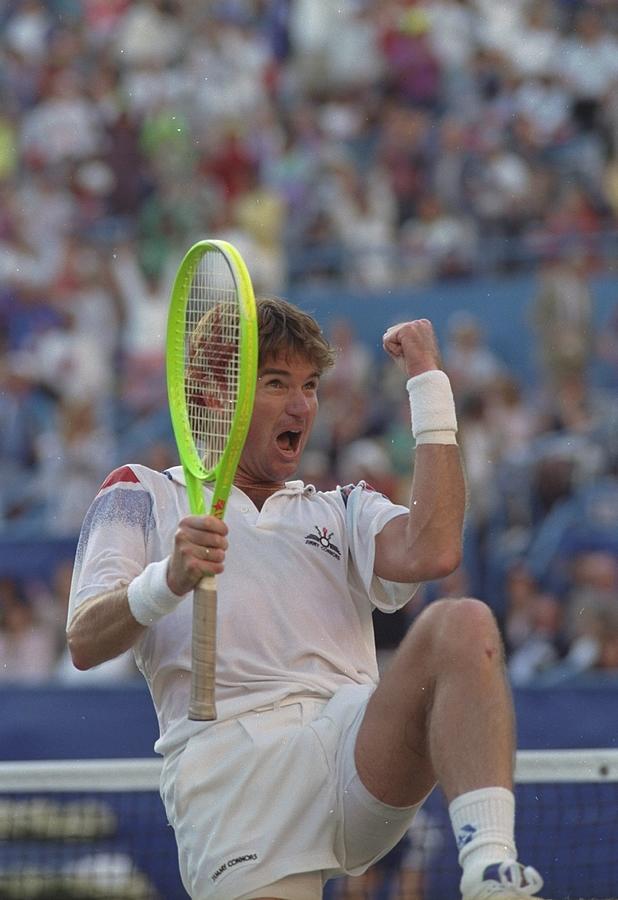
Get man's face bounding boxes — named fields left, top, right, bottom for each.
left=239, top=353, right=320, bottom=483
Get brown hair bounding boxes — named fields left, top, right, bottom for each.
left=256, top=296, right=336, bottom=373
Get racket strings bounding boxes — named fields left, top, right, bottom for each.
left=185, top=253, right=241, bottom=472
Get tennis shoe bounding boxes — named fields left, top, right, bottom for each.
left=461, top=860, right=546, bottom=899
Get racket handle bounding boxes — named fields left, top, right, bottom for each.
left=188, top=574, right=217, bottom=721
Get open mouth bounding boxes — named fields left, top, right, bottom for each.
left=276, top=430, right=302, bottom=453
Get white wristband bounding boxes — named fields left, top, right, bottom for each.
left=407, top=370, right=458, bottom=445
left=127, top=558, right=185, bottom=626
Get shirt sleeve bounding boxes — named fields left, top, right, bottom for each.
left=342, top=482, right=419, bottom=612
left=67, top=466, right=154, bottom=626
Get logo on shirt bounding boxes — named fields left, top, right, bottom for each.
left=305, top=526, right=341, bottom=560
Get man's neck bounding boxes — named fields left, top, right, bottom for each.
left=234, top=474, right=285, bottom=510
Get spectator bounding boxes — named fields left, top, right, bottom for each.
left=507, top=592, right=564, bottom=686
left=469, top=135, right=535, bottom=244
left=0, top=576, right=58, bottom=683
left=110, top=243, right=173, bottom=421
left=378, top=3, right=443, bottom=110
left=289, top=0, right=383, bottom=93
left=506, top=2, right=560, bottom=79
left=513, top=73, right=572, bottom=150
left=112, top=0, right=184, bottom=67
left=10, top=303, right=112, bottom=411
left=443, top=311, right=507, bottom=402
left=3, top=0, right=53, bottom=65
left=548, top=588, right=618, bottom=681
left=231, top=164, right=287, bottom=294
left=376, top=104, right=432, bottom=227
left=20, top=69, right=103, bottom=168
left=503, top=561, right=544, bottom=651
left=455, top=391, right=500, bottom=591
left=0, top=182, right=64, bottom=291
left=556, top=8, right=618, bottom=135
left=598, top=298, right=618, bottom=388
left=336, top=438, right=400, bottom=504
left=425, top=0, right=478, bottom=76
left=326, top=318, right=373, bottom=395
left=486, top=374, right=540, bottom=463
left=33, top=398, right=117, bottom=536
left=326, top=159, right=396, bottom=289
left=431, top=116, right=475, bottom=213
left=530, top=251, right=595, bottom=389
left=399, top=192, right=478, bottom=283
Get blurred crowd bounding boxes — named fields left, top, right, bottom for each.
left=1, top=0, right=618, bottom=687
left=2, top=0, right=618, bottom=292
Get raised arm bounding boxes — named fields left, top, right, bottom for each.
left=67, top=514, right=228, bottom=670
left=374, top=319, right=466, bottom=584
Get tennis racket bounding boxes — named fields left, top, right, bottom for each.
left=166, top=240, right=258, bottom=720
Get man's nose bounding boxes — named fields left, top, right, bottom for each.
left=286, top=389, right=309, bottom=415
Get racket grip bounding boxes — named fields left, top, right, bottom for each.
left=188, top=574, right=217, bottom=721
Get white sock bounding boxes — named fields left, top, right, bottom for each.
left=449, top=787, right=517, bottom=883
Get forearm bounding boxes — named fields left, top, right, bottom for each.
left=403, top=365, right=466, bottom=577
left=67, top=586, right=146, bottom=670
left=406, top=442, right=466, bottom=576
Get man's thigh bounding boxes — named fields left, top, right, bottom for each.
left=333, top=686, right=424, bottom=875
left=353, top=616, right=438, bottom=808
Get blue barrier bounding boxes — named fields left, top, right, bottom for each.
left=0, top=681, right=615, bottom=761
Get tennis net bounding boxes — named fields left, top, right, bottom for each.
left=0, top=750, right=616, bottom=900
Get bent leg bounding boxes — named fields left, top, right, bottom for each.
left=354, top=598, right=515, bottom=808
left=236, top=869, right=323, bottom=899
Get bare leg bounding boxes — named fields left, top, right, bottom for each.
left=355, top=598, right=515, bottom=807
left=339, top=869, right=378, bottom=898
left=397, top=868, right=425, bottom=900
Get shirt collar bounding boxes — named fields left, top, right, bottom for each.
left=164, top=467, right=316, bottom=498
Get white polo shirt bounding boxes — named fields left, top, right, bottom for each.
left=68, top=464, right=417, bottom=756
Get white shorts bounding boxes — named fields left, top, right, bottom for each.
left=160, top=684, right=422, bottom=900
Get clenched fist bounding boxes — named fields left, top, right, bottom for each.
left=383, top=319, right=443, bottom=378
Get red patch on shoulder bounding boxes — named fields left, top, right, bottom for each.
left=99, top=466, right=139, bottom=490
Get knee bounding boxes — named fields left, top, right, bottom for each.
left=415, top=597, right=504, bottom=667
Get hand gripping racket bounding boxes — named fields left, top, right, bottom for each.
left=166, top=240, right=257, bottom=720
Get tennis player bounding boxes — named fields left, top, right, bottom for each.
left=67, top=298, right=546, bottom=900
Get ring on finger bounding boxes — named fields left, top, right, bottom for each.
left=205, top=547, right=211, bottom=558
